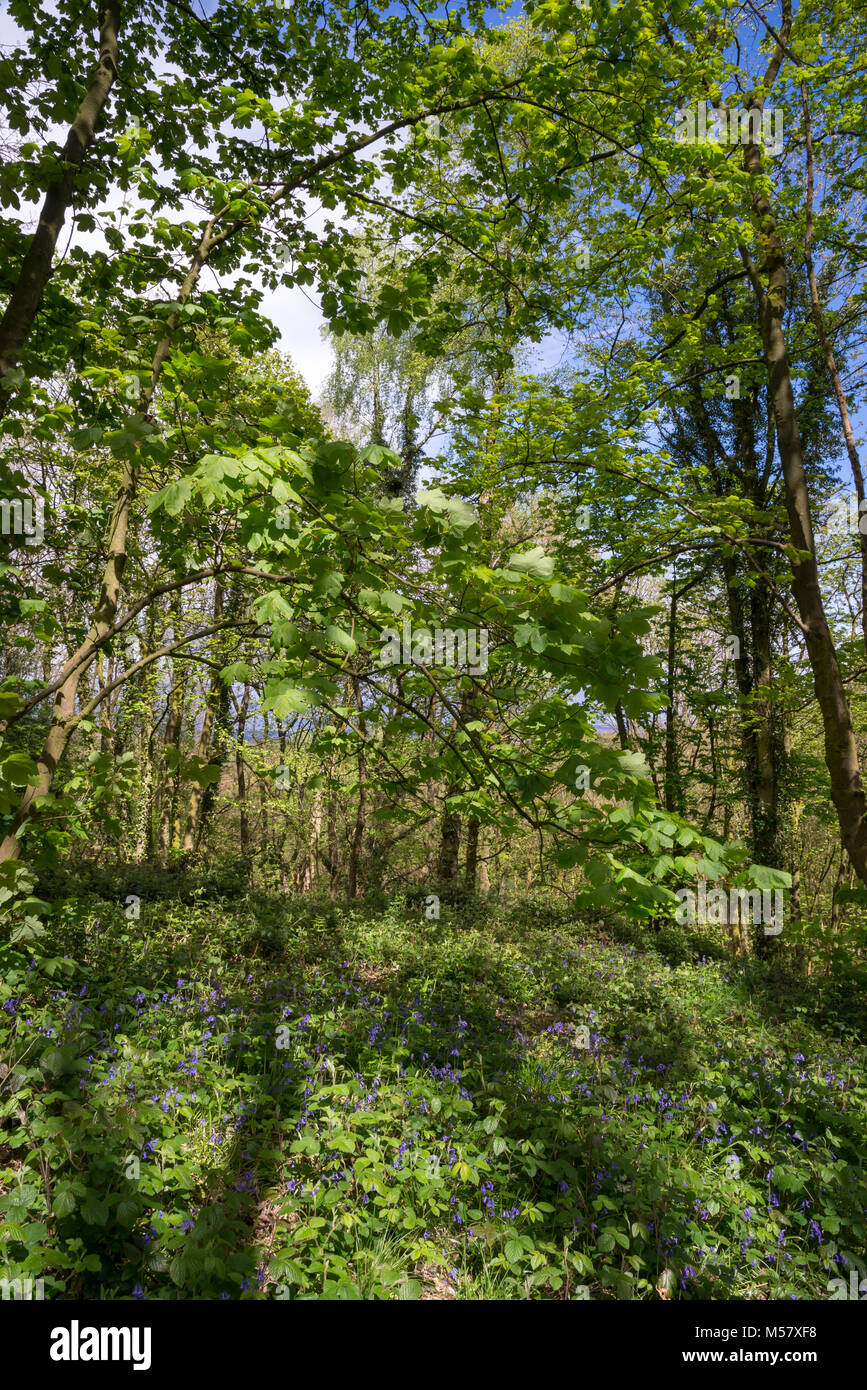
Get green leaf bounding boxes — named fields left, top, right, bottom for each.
left=265, top=681, right=313, bottom=717
left=116, top=1198, right=139, bottom=1226
left=147, top=479, right=193, bottom=516
left=220, top=662, right=256, bottom=684
left=415, top=488, right=477, bottom=532
left=81, top=1195, right=110, bottom=1227
left=325, top=624, right=357, bottom=654
left=505, top=546, right=555, bottom=578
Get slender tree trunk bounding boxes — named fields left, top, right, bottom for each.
left=182, top=691, right=216, bottom=854
left=464, top=817, right=480, bottom=891
left=0, top=457, right=134, bottom=862
left=95, top=652, right=115, bottom=753
left=703, top=711, right=718, bottom=830
left=134, top=608, right=158, bottom=862
left=663, top=581, right=679, bottom=814
left=258, top=712, right=271, bottom=865
left=326, top=751, right=339, bottom=898
left=478, top=832, right=491, bottom=896
left=611, top=581, right=631, bottom=752
left=663, top=573, right=702, bottom=814
left=437, top=686, right=477, bottom=893
left=801, top=84, right=867, bottom=657
left=135, top=733, right=155, bottom=862
left=347, top=673, right=367, bottom=899
left=749, top=582, right=783, bottom=872
left=742, top=107, right=867, bottom=885
left=182, top=583, right=226, bottom=854
left=830, top=848, right=850, bottom=936
left=195, top=687, right=230, bottom=855
left=436, top=785, right=462, bottom=891
left=347, top=757, right=366, bottom=898
left=158, top=681, right=183, bottom=863
left=721, top=556, right=757, bottom=808
left=235, top=682, right=251, bottom=856
left=781, top=622, right=804, bottom=954
left=296, top=787, right=322, bottom=893
left=157, top=592, right=183, bottom=862
left=0, top=4, right=122, bottom=415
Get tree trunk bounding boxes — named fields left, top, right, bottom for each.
left=296, top=786, right=322, bottom=893
left=182, top=583, right=226, bottom=855
left=802, top=82, right=867, bottom=658
left=235, top=682, right=251, bottom=856
left=347, top=673, right=367, bottom=899
left=158, top=677, right=183, bottom=863
left=664, top=573, right=702, bottom=814
left=0, top=4, right=122, bottom=415
left=0, top=458, right=134, bottom=862
left=134, top=608, right=158, bottom=863
left=464, top=817, right=480, bottom=891
left=326, top=751, right=339, bottom=899
left=478, top=833, right=491, bottom=896
left=436, top=785, right=462, bottom=892
left=663, top=580, right=679, bottom=814
left=742, top=124, right=867, bottom=884
left=749, top=581, right=783, bottom=873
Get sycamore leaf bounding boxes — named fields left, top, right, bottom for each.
left=505, top=546, right=555, bottom=578
left=220, top=662, right=256, bottom=685
left=415, top=487, right=477, bottom=532
left=325, top=624, right=357, bottom=654
left=147, top=479, right=193, bottom=516
left=264, top=680, right=315, bottom=718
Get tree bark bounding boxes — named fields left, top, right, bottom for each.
left=182, top=583, right=226, bottom=854
left=663, top=580, right=679, bottom=814
left=326, top=751, right=340, bottom=899
left=436, top=786, right=462, bottom=890
left=741, top=109, right=867, bottom=884
left=235, top=682, right=251, bottom=856
left=347, top=673, right=367, bottom=899
left=663, top=572, right=702, bottom=815
left=0, top=4, right=122, bottom=415
left=464, top=817, right=480, bottom=891
left=0, top=455, right=134, bottom=861
left=134, top=607, right=158, bottom=862
left=801, top=82, right=867, bottom=658
left=158, top=673, right=183, bottom=863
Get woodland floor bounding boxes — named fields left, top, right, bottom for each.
left=1, top=887, right=865, bottom=1301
